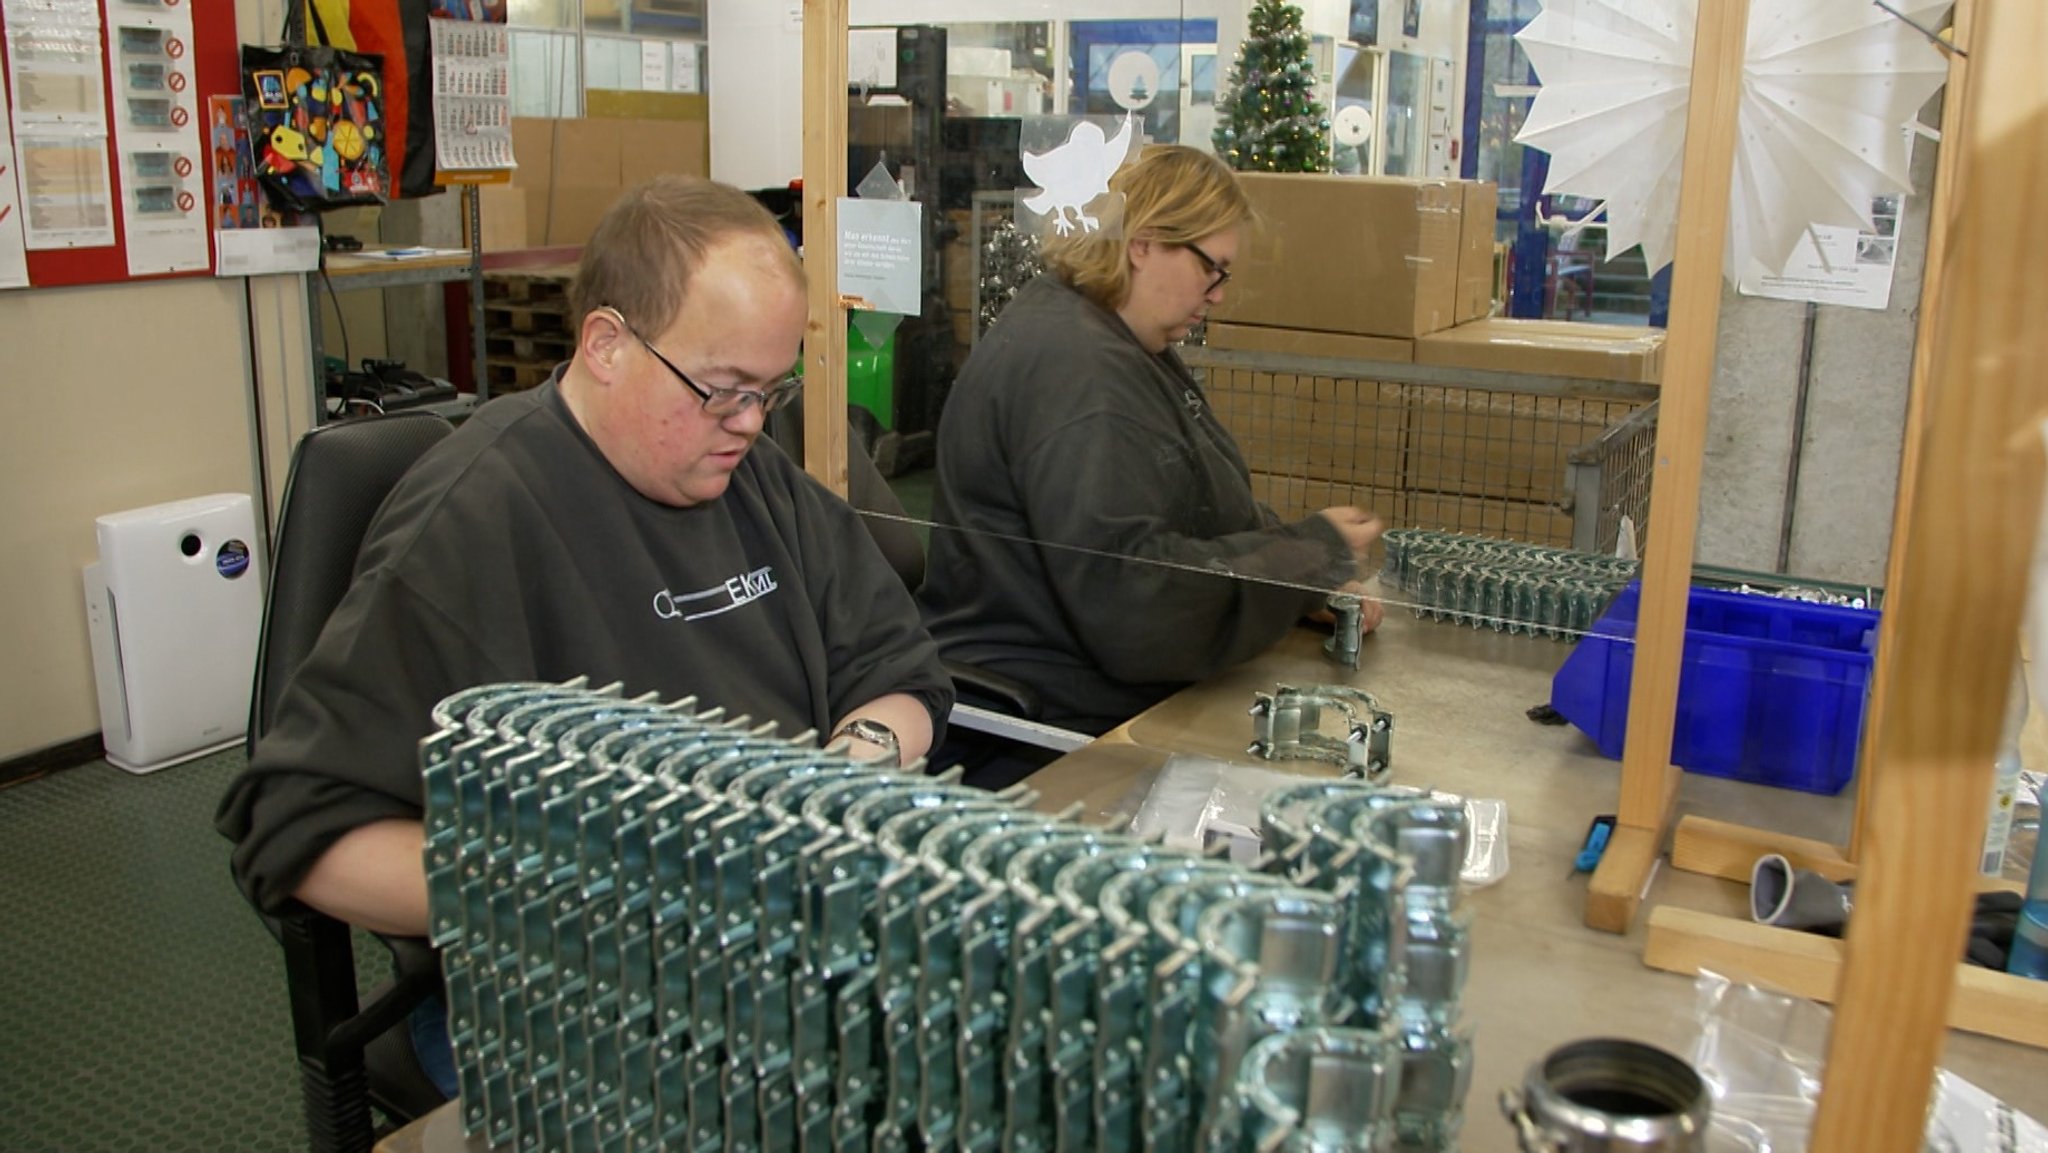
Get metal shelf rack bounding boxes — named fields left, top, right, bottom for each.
left=307, top=184, right=489, bottom=423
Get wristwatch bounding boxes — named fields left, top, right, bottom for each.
left=832, top=718, right=901, bottom=763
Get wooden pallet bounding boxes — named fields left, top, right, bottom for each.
left=483, top=300, right=571, bottom=337
left=487, top=329, right=576, bottom=364
left=482, top=266, right=576, bottom=307
left=486, top=357, right=557, bottom=394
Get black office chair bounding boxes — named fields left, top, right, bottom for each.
left=245, top=411, right=455, bottom=1153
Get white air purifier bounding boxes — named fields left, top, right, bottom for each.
left=82, top=493, right=265, bottom=773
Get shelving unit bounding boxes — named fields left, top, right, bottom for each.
left=306, top=184, right=489, bottom=424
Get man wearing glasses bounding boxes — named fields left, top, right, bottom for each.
left=219, top=176, right=950, bottom=1095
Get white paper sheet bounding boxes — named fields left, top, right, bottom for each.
left=106, top=4, right=209, bottom=275
left=1738, top=193, right=1906, bottom=312
left=5, top=0, right=115, bottom=248
left=213, top=225, right=320, bottom=276
left=0, top=73, right=28, bottom=287
left=836, top=197, right=922, bottom=317
left=670, top=41, right=700, bottom=94
left=638, top=40, right=667, bottom=91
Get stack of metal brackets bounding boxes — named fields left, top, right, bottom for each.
left=1380, top=529, right=1637, bottom=640
left=421, top=680, right=1474, bottom=1152
left=1259, top=782, right=1477, bottom=1151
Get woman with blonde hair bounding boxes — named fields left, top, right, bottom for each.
left=918, top=144, right=1382, bottom=769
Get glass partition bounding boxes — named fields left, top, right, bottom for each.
left=812, top=0, right=1682, bottom=763
left=506, top=0, right=708, bottom=118
left=779, top=0, right=1942, bottom=829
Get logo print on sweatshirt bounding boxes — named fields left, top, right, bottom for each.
left=652, top=566, right=779, bottom=622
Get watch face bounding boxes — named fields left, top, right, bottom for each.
left=843, top=719, right=900, bottom=753
left=856, top=720, right=897, bottom=743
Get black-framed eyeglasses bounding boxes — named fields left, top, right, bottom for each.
left=604, top=306, right=803, bottom=417
left=1182, top=241, right=1232, bottom=294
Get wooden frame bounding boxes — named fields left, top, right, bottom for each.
left=1665, top=0, right=1980, bottom=894
left=800, top=0, right=852, bottom=499
left=1590, top=0, right=2048, bottom=1147
left=1581, top=0, right=1750, bottom=934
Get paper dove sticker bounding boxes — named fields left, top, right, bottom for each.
left=1019, top=113, right=1137, bottom=237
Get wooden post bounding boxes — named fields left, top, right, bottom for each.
left=1584, top=0, right=1750, bottom=933
left=1845, top=0, right=1975, bottom=866
left=1810, top=5, right=2048, bottom=1148
left=799, top=0, right=851, bottom=498
left=1662, top=1, right=1987, bottom=890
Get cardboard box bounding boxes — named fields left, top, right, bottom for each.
left=552, top=118, right=625, bottom=187
left=1214, top=173, right=1465, bottom=339
left=1456, top=183, right=1498, bottom=323
left=503, top=116, right=711, bottom=249
left=473, top=184, right=528, bottom=253
left=1405, top=391, right=1630, bottom=503
left=534, top=188, right=622, bottom=249
left=511, top=119, right=555, bottom=183
left=1247, top=472, right=1401, bottom=528
left=1208, top=321, right=1413, bottom=364
left=1407, top=492, right=1575, bottom=548
left=942, top=239, right=976, bottom=314
left=619, top=119, right=710, bottom=188
left=1207, top=369, right=1407, bottom=490
left=1414, top=318, right=1665, bottom=384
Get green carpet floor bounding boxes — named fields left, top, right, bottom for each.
left=0, top=750, right=317, bottom=1152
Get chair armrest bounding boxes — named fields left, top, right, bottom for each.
left=945, top=658, right=1044, bottom=721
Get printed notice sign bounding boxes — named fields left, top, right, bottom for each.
left=5, top=0, right=115, bottom=248
left=835, top=197, right=921, bottom=316
left=108, top=6, right=210, bottom=275
left=1738, top=193, right=1907, bottom=312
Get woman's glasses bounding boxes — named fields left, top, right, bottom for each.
left=1181, top=242, right=1232, bottom=294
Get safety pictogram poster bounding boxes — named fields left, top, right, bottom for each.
left=0, top=0, right=238, bottom=286
left=105, top=0, right=207, bottom=275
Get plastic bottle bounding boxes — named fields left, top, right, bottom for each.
left=1981, top=661, right=2029, bottom=876
left=2008, top=806, right=2048, bottom=980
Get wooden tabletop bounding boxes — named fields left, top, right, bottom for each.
left=322, top=248, right=475, bottom=279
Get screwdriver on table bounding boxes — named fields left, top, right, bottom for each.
left=1569, top=814, right=1617, bottom=878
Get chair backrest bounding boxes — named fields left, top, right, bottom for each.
left=767, top=401, right=926, bottom=590
left=248, top=412, right=454, bottom=753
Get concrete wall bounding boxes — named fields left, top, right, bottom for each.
left=0, top=0, right=315, bottom=762
left=1696, top=130, right=1937, bottom=586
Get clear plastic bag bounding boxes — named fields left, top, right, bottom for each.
left=1688, top=971, right=2047, bottom=1152
left=1125, top=753, right=1511, bottom=885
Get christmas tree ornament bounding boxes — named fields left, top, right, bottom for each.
left=977, top=217, right=1044, bottom=335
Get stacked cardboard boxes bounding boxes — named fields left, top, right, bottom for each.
left=474, top=117, right=711, bottom=252
left=1195, top=174, right=1661, bottom=547
left=1212, top=173, right=1497, bottom=339
left=1202, top=330, right=1411, bottom=535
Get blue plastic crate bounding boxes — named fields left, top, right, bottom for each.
left=1549, top=582, right=1881, bottom=795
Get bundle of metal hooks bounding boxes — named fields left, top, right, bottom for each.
left=421, top=680, right=1475, bottom=1153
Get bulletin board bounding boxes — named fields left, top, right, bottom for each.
left=0, top=0, right=241, bottom=288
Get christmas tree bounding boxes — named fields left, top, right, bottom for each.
left=1212, top=0, right=1331, bottom=173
